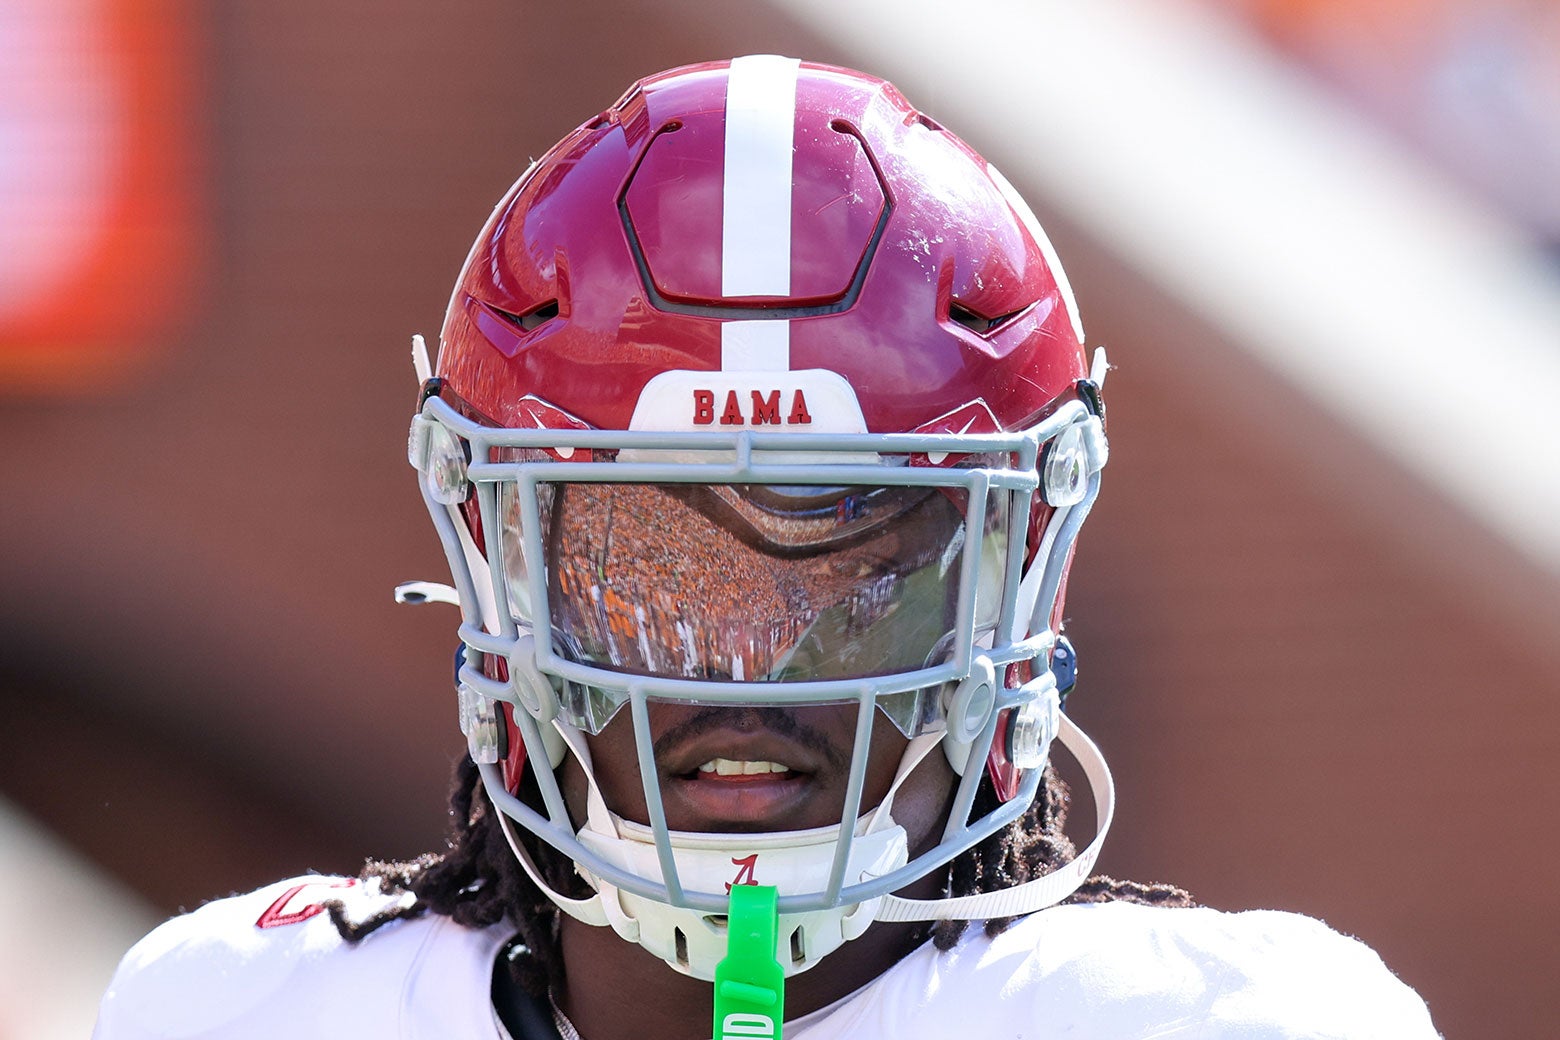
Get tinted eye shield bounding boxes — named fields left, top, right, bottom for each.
left=536, top=479, right=1001, bottom=737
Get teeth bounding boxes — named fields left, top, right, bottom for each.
left=697, top=759, right=790, bottom=776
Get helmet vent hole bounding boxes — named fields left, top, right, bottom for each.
left=789, top=926, right=806, bottom=964
left=674, top=927, right=689, bottom=967
left=512, top=300, right=559, bottom=332
left=949, top=300, right=1023, bottom=336
left=910, top=111, right=944, bottom=132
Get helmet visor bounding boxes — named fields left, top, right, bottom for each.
left=502, top=478, right=1009, bottom=735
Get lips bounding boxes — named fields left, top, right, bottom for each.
left=697, top=758, right=794, bottom=777
left=658, top=727, right=836, bottom=831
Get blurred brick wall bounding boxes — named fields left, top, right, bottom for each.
left=1, top=2, right=1555, bottom=1036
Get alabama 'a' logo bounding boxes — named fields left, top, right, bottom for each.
left=725, top=853, right=760, bottom=892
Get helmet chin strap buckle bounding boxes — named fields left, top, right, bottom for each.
left=1006, top=672, right=1061, bottom=771
left=450, top=634, right=568, bottom=772
left=942, top=656, right=998, bottom=775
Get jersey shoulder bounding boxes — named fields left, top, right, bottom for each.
left=1016, top=902, right=1440, bottom=1038
left=93, top=875, right=509, bottom=1040
left=796, top=902, right=1439, bottom=1040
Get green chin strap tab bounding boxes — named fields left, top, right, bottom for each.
left=713, top=885, right=785, bottom=1040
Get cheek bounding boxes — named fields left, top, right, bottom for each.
left=882, top=740, right=958, bottom=857
left=563, top=715, right=652, bottom=827
left=863, top=719, right=909, bottom=803
left=861, top=715, right=957, bottom=853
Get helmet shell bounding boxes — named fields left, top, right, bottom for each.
left=437, top=59, right=1086, bottom=436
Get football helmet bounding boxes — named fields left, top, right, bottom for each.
left=405, top=55, right=1113, bottom=980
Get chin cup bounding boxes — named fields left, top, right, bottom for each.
left=577, top=818, right=910, bottom=980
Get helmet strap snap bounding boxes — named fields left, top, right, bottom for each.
left=942, top=656, right=997, bottom=775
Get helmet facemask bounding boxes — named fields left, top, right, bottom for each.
left=408, top=385, right=1109, bottom=978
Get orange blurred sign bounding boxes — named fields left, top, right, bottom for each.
left=0, top=0, right=200, bottom=392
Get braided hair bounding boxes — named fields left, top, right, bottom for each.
left=332, top=751, right=1193, bottom=997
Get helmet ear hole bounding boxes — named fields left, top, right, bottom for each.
left=1050, top=635, right=1078, bottom=709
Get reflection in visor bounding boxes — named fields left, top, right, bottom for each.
left=692, top=481, right=932, bottom=551
left=500, top=480, right=1009, bottom=736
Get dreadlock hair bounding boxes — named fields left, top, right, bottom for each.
left=924, top=762, right=1196, bottom=951
left=328, top=755, right=568, bottom=994
left=334, top=751, right=1194, bottom=999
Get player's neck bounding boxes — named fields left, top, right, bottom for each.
left=552, top=911, right=930, bottom=1040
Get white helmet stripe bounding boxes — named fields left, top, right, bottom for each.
left=720, top=319, right=791, bottom=371
left=721, top=54, right=799, bottom=298
left=720, top=55, right=798, bottom=374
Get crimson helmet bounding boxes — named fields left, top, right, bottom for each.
left=405, top=55, right=1112, bottom=980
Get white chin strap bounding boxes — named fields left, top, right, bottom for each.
left=874, top=713, right=1112, bottom=922
left=490, top=712, right=1114, bottom=979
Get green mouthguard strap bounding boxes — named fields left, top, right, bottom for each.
left=713, top=885, right=785, bottom=1040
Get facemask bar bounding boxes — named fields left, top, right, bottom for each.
left=410, top=393, right=1103, bottom=917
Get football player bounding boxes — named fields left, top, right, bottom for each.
left=95, top=57, right=1438, bottom=1039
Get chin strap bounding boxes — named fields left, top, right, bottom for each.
left=488, top=720, right=621, bottom=929
left=493, top=801, right=611, bottom=927
left=871, top=712, right=1114, bottom=923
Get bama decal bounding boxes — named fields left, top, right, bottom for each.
left=628, top=370, right=866, bottom=434
left=693, top=389, right=812, bottom=426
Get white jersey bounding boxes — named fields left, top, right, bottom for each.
left=787, top=901, right=1439, bottom=1040
left=94, top=875, right=1438, bottom=1039
left=93, top=876, right=511, bottom=1040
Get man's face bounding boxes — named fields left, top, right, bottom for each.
left=563, top=701, right=956, bottom=847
